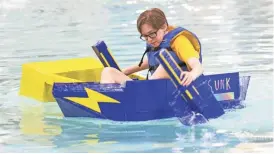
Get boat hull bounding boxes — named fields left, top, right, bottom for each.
left=52, top=73, right=250, bottom=121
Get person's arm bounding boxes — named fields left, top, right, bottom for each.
left=187, top=58, right=203, bottom=79
left=180, top=57, right=203, bottom=86
left=172, top=35, right=204, bottom=86
left=122, top=57, right=149, bottom=75
left=149, top=58, right=203, bottom=81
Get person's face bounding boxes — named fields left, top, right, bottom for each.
left=140, top=24, right=166, bottom=47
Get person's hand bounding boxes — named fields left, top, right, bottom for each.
left=180, top=71, right=195, bottom=86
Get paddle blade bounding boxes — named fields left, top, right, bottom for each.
left=156, top=49, right=225, bottom=120
left=188, top=75, right=225, bottom=119
left=170, top=89, right=208, bottom=126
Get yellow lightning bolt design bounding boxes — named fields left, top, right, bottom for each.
left=65, top=87, right=120, bottom=113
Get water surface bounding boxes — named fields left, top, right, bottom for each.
left=0, top=0, right=273, bottom=152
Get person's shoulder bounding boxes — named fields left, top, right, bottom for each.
left=168, top=25, right=185, bottom=31
left=171, top=32, right=191, bottom=49
left=168, top=25, right=186, bottom=39
left=167, top=25, right=176, bottom=32
left=172, top=32, right=189, bottom=42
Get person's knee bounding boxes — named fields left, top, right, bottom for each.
left=100, top=67, right=118, bottom=83
left=101, top=67, right=117, bottom=76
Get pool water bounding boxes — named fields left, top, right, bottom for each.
left=0, top=0, right=273, bottom=152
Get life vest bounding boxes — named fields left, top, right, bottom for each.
left=138, top=26, right=202, bottom=79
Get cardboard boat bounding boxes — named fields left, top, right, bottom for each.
left=19, top=41, right=250, bottom=125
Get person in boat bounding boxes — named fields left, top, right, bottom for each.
left=100, top=8, right=203, bottom=86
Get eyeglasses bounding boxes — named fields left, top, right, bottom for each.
left=140, top=29, right=159, bottom=41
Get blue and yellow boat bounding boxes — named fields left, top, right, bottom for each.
left=19, top=41, right=250, bottom=125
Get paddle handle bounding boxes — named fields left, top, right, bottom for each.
left=155, top=49, right=185, bottom=89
